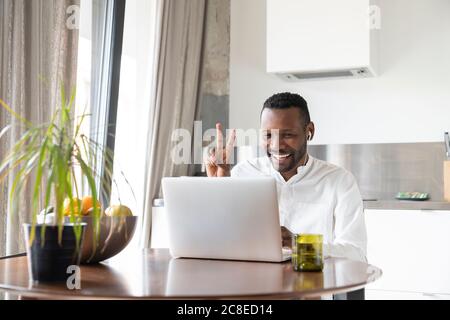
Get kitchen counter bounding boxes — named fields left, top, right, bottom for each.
left=363, top=200, right=450, bottom=211
left=155, top=199, right=450, bottom=211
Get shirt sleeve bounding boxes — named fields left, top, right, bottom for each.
left=324, top=171, right=368, bottom=262
left=230, top=164, right=244, bottom=177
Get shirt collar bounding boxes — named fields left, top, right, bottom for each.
left=269, top=154, right=314, bottom=184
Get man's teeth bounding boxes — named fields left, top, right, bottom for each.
left=272, top=154, right=291, bottom=159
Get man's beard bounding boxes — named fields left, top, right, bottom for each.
left=267, top=143, right=307, bottom=173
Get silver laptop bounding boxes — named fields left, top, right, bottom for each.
left=161, top=177, right=291, bottom=262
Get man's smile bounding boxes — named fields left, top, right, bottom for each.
left=268, top=152, right=294, bottom=165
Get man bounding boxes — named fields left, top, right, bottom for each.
left=205, top=92, right=367, bottom=262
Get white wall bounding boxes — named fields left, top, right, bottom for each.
left=230, top=0, right=450, bottom=145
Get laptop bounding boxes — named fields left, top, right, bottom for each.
left=161, top=177, right=291, bottom=262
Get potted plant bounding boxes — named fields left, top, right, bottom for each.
left=0, top=88, right=112, bottom=282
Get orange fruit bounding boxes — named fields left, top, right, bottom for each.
left=81, top=196, right=101, bottom=216
left=63, top=197, right=81, bottom=216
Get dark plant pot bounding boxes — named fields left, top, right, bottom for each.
left=23, top=223, right=86, bottom=282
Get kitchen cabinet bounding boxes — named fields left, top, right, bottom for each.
left=365, top=209, right=450, bottom=299
left=266, top=0, right=379, bottom=80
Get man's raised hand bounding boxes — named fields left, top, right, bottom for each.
left=205, top=123, right=236, bottom=177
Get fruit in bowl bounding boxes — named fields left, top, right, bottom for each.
left=56, top=198, right=137, bottom=264
left=105, top=204, right=133, bottom=217
left=63, top=196, right=102, bottom=216
left=79, top=202, right=136, bottom=264
left=63, top=197, right=82, bottom=216
left=81, top=196, right=102, bottom=215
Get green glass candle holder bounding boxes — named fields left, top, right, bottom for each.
left=292, top=234, right=324, bottom=272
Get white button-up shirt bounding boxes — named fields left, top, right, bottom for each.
left=231, top=155, right=367, bottom=262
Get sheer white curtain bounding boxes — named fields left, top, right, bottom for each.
left=0, top=0, right=79, bottom=256
left=139, top=0, right=206, bottom=248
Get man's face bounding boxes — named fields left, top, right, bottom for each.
left=260, top=108, right=310, bottom=174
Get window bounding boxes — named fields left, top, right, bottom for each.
left=75, top=0, right=158, bottom=249
left=76, top=0, right=126, bottom=203
left=110, top=0, right=158, bottom=218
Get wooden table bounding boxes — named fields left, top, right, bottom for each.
left=0, top=249, right=381, bottom=300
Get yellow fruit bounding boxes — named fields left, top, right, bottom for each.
left=63, top=197, right=81, bottom=216
left=85, top=207, right=104, bottom=217
left=105, top=205, right=133, bottom=217
left=81, top=196, right=101, bottom=216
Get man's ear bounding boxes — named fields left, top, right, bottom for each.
left=307, top=122, right=315, bottom=141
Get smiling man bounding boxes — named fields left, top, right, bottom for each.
left=205, top=92, right=367, bottom=262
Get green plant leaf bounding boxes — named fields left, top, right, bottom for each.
left=0, top=99, right=33, bottom=127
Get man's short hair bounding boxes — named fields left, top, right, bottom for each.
left=262, top=92, right=311, bottom=126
